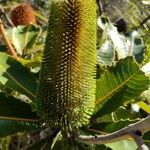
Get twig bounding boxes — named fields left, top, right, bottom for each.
left=131, top=131, right=149, bottom=150
left=74, top=116, right=150, bottom=149
left=0, top=18, right=18, bottom=59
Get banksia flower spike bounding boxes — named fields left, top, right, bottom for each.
left=11, top=3, right=36, bottom=26
left=36, top=0, right=97, bottom=130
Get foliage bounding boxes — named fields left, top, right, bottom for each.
left=0, top=0, right=149, bottom=149
left=6, top=24, right=41, bottom=55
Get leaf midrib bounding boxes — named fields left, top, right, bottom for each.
left=96, top=69, right=141, bottom=105
left=0, top=65, right=36, bottom=99
left=0, top=116, right=39, bottom=122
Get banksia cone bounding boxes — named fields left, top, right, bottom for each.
left=11, top=3, right=36, bottom=26
left=36, top=0, right=96, bottom=130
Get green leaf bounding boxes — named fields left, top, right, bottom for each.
left=104, top=119, right=139, bottom=133
left=97, top=18, right=145, bottom=64
left=0, top=92, right=40, bottom=139
left=106, top=140, right=137, bottom=150
left=89, top=118, right=139, bottom=135
left=0, top=52, right=37, bottom=100
left=92, top=107, right=139, bottom=125
left=6, top=25, right=41, bottom=55
left=0, top=92, right=39, bottom=121
left=95, top=57, right=149, bottom=117
left=19, top=52, right=42, bottom=69
left=0, top=120, right=41, bottom=138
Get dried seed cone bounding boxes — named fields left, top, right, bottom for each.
left=11, top=3, right=36, bottom=26
left=36, top=0, right=96, bottom=129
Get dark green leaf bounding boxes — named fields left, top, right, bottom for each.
left=89, top=119, right=139, bottom=135
left=112, top=107, right=139, bottom=120
left=27, top=138, right=49, bottom=150
left=0, top=92, right=39, bottom=121
left=0, top=45, right=7, bottom=52
left=0, top=52, right=37, bottom=100
left=95, top=57, right=149, bottom=117
left=0, top=120, right=41, bottom=138
left=92, top=107, right=138, bottom=125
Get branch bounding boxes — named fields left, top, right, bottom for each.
left=0, top=18, right=18, bottom=59
left=75, top=116, right=150, bottom=149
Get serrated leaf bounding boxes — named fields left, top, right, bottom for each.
left=95, top=57, right=149, bottom=117
left=94, top=114, right=113, bottom=124
left=0, top=120, right=41, bottom=138
left=0, top=92, right=39, bottom=121
left=6, top=25, right=41, bottom=55
left=0, top=52, right=37, bottom=100
left=104, top=119, right=139, bottom=133
left=112, top=107, right=139, bottom=121
left=89, top=118, right=139, bottom=135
